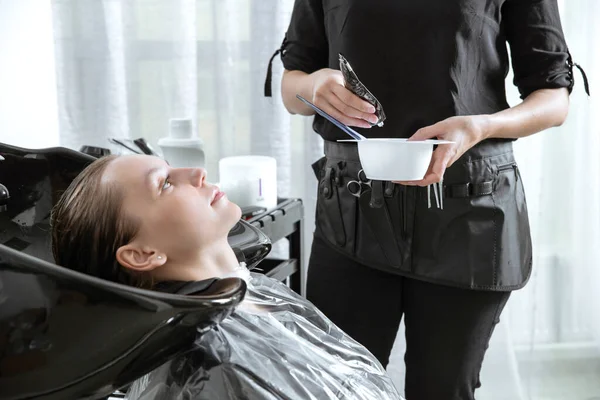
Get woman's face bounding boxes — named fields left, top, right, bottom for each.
left=101, top=155, right=241, bottom=260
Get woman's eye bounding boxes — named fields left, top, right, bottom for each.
left=162, top=178, right=172, bottom=191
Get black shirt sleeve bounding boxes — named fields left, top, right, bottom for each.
left=502, top=0, right=574, bottom=99
left=281, top=0, right=329, bottom=74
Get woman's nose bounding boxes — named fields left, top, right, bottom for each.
left=190, top=168, right=207, bottom=187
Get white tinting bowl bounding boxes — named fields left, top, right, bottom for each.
left=339, top=139, right=454, bottom=181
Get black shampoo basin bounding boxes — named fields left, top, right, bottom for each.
left=0, top=247, right=245, bottom=400
left=0, top=142, right=272, bottom=399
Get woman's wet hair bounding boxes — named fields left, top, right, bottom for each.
left=51, top=155, right=147, bottom=287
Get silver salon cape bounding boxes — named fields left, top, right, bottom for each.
left=127, top=267, right=402, bottom=400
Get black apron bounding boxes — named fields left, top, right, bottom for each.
left=312, top=139, right=532, bottom=291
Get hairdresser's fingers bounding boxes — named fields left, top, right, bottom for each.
left=314, top=97, right=373, bottom=129
left=395, top=145, right=453, bottom=186
left=311, top=68, right=375, bottom=128
left=328, top=88, right=379, bottom=125
left=331, top=85, right=377, bottom=114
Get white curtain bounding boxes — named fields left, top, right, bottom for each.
left=50, top=1, right=599, bottom=399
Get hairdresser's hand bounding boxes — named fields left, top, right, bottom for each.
left=310, top=68, right=378, bottom=128
left=395, top=115, right=489, bottom=187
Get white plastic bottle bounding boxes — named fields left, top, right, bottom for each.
left=157, top=118, right=205, bottom=168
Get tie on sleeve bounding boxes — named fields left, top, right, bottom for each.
left=502, top=0, right=589, bottom=99
left=264, top=0, right=328, bottom=97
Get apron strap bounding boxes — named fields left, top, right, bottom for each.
left=444, top=181, right=493, bottom=198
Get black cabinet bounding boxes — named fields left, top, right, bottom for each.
left=248, top=198, right=305, bottom=296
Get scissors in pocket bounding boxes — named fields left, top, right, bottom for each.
left=347, top=169, right=372, bottom=198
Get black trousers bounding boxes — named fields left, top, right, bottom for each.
left=307, top=235, right=511, bottom=400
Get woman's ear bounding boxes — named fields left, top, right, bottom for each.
left=116, top=244, right=167, bottom=272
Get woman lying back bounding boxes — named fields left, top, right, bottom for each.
left=51, top=154, right=402, bottom=400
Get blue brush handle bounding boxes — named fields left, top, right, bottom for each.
left=296, top=95, right=366, bottom=141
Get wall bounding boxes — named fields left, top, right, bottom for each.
left=0, top=0, right=59, bottom=148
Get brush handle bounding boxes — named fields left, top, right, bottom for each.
left=296, top=95, right=367, bottom=141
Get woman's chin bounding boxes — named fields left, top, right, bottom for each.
left=232, top=203, right=243, bottom=221
left=215, top=199, right=243, bottom=230
left=223, top=201, right=243, bottom=225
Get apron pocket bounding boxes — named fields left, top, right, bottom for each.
left=412, top=155, right=532, bottom=288
left=313, top=158, right=357, bottom=252
left=354, top=191, right=395, bottom=265
left=490, top=162, right=532, bottom=287
left=313, top=157, right=411, bottom=272
left=353, top=182, right=408, bottom=269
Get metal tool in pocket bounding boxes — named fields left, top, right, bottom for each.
left=347, top=169, right=372, bottom=198
left=426, top=180, right=444, bottom=210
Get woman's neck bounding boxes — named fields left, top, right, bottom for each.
left=153, top=238, right=241, bottom=282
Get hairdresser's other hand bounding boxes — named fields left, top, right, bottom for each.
left=310, top=68, right=378, bottom=129
left=395, top=115, right=489, bottom=187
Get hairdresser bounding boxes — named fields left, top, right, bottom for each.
left=264, top=1, right=589, bottom=399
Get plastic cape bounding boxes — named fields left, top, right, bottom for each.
left=126, top=268, right=402, bottom=400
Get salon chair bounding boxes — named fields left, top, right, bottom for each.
left=0, top=142, right=272, bottom=400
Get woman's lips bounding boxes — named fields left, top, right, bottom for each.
left=211, top=190, right=225, bottom=205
